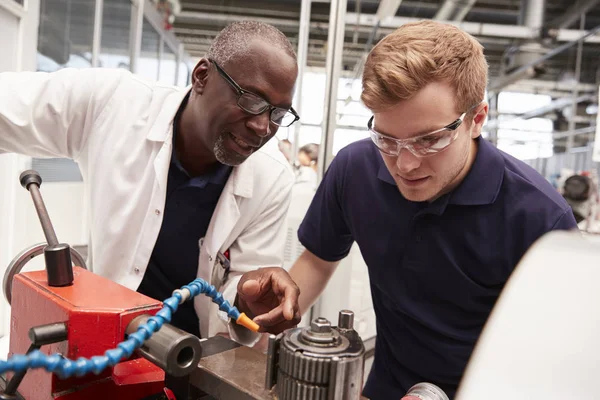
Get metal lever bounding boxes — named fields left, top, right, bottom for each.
left=19, top=170, right=74, bottom=287
left=0, top=322, right=68, bottom=399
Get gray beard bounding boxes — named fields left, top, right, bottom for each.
left=214, top=132, right=247, bottom=166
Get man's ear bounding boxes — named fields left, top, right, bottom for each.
left=191, top=58, right=211, bottom=95
left=470, top=102, right=489, bottom=139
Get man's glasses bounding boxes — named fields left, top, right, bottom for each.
left=210, top=59, right=300, bottom=128
left=367, top=111, right=469, bottom=157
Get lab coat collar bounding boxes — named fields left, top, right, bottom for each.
left=230, top=157, right=254, bottom=198
left=147, top=86, right=255, bottom=199
left=146, top=87, right=191, bottom=143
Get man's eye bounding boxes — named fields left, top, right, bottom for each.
left=417, top=135, right=442, bottom=147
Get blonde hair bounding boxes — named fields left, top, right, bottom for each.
left=361, top=20, right=488, bottom=117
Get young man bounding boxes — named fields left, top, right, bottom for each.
left=284, top=20, right=578, bottom=398
left=0, top=21, right=301, bottom=345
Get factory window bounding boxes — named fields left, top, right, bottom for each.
left=177, top=59, right=191, bottom=87
left=276, top=72, right=372, bottom=156
left=31, top=158, right=83, bottom=183
left=138, top=18, right=161, bottom=81
left=159, top=40, right=177, bottom=85
left=496, top=92, right=554, bottom=160
left=37, top=0, right=95, bottom=72
left=99, top=0, right=132, bottom=70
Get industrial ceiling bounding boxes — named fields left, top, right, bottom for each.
left=172, top=0, right=600, bottom=150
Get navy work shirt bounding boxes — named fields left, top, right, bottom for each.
left=298, top=137, right=577, bottom=399
left=138, top=95, right=232, bottom=337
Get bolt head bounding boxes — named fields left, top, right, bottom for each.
left=311, top=317, right=331, bottom=333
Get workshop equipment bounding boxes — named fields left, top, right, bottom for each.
left=403, top=383, right=449, bottom=400
left=456, top=231, right=600, bottom=400
left=266, top=310, right=365, bottom=400
left=0, top=169, right=378, bottom=400
left=0, top=170, right=255, bottom=400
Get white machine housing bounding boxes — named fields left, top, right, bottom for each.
left=457, top=231, right=600, bottom=400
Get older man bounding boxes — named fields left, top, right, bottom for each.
left=0, top=21, right=301, bottom=344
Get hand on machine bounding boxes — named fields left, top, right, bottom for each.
left=0, top=171, right=259, bottom=400
left=0, top=170, right=447, bottom=400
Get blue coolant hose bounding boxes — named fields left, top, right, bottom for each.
left=0, top=277, right=258, bottom=379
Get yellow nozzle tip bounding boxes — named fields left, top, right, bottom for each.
left=237, top=313, right=260, bottom=332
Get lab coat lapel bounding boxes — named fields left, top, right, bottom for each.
left=203, top=157, right=255, bottom=264
left=152, top=139, right=172, bottom=193
left=196, top=156, right=255, bottom=339
left=148, top=88, right=190, bottom=191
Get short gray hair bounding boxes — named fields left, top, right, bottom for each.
left=207, top=21, right=296, bottom=67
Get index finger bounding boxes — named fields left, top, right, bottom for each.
left=253, top=303, right=288, bottom=328
left=282, top=283, right=300, bottom=320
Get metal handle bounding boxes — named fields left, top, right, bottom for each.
left=3, top=243, right=87, bottom=305
left=18, top=170, right=75, bottom=287
left=19, top=170, right=58, bottom=246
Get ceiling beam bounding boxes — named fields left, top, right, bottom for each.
left=434, top=0, right=478, bottom=22
left=485, top=94, right=596, bottom=129
left=352, top=13, right=600, bottom=43
left=174, top=11, right=600, bottom=44
left=546, top=0, right=600, bottom=29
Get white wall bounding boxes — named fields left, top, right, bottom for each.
left=0, top=10, right=19, bottom=72
left=0, top=0, right=41, bottom=339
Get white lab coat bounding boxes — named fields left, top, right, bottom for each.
left=0, top=68, right=295, bottom=344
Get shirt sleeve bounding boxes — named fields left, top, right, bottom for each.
left=0, top=68, right=122, bottom=160
left=551, top=208, right=579, bottom=231
left=298, top=148, right=354, bottom=262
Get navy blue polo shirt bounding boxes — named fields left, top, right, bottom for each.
left=138, top=96, right=232, bottom=338
left=298, top=137, right=577, bottom=399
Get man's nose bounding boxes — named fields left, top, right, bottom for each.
left=246, top=111, right=272, bottom=138
left=396, top=148, right=421, bottom=173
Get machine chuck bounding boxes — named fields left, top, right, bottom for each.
left=266, top=310, right=365, bottom=400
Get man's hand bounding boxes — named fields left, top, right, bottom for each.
left=236, top=267, right=301, bottom=334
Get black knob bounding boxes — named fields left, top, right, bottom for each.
left=44, top=244, right=74, bottom=287
left=19, top=170, right=42, bottom=190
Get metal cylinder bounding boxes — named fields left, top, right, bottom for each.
left=267, top=310, right=365, bottom=400
left=19, top=170, right=59, bottom=246
left=3, top=243, right=87, bottom=305
left=44, top=244, right=74, bottom=287
left=18, top=170, right=75, bottom=288
left=265, top=334, right=279, bottom=390
left=337, top=310, right=354, bottom=330
left=126, top=315, right=202, bottom=377
left=404, top=382, right=449, bottom=400
left=28, top=322, right=68, bottom=346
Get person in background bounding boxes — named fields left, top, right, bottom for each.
left=562, top=174, right=600, bottom=233
left=562, top=174, right=592, bottom=223
left=298, top=143, right=319, bottom=171
left=0, top=21, right=302, bottom=346
left=282, top=20, right=578, bottom=399
left=296, top=143, right=319, bottom=189
left=278, top=138, right=293, bottom=163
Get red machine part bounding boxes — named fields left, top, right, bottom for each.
left=8, top=266, right=167, bottom=400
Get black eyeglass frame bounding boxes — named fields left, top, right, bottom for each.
left=209, top=59, right=300, bottom=128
